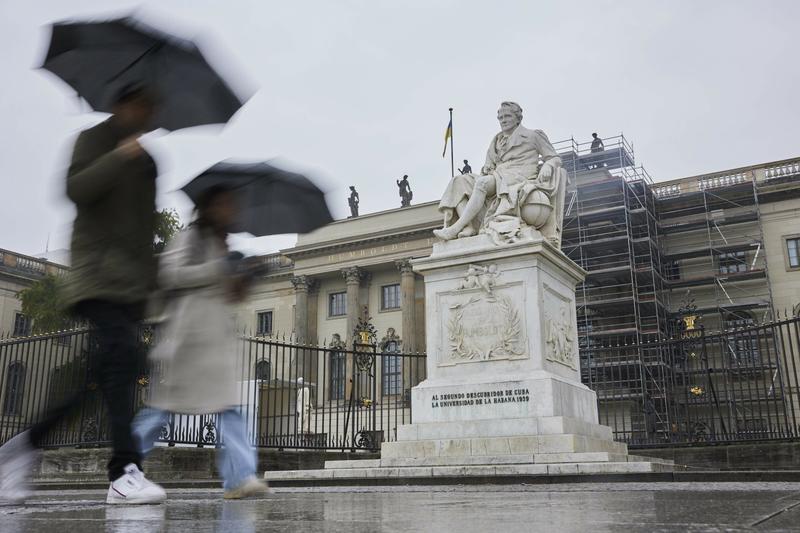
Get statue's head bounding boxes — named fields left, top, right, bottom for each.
left=349, top=186, right=356, bottom=191
left=387, top=327, right=396, bottom=337
left=497, top=101, right=522, bottom=134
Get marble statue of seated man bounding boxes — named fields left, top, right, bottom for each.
left=433, top=101, right=567, bottom=246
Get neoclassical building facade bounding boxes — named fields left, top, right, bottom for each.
left=239, top=201, right=442, bottom=353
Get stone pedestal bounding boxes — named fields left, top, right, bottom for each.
left=380, top=234, right=620, bottom=460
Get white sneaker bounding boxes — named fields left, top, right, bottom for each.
left=106, top=464, right=166, bottom=505
left=0, top=430, right=40, bottom=505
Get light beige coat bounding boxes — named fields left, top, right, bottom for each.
left=147, top=226, right=240, bottom=414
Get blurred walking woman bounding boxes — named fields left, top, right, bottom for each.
left=133, top=185, right=268, bottom=499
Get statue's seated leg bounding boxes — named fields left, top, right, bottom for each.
left=434, top=175, right=495, bottom=240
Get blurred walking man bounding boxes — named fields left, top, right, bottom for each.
left=0, top=84, right=166, bottom=505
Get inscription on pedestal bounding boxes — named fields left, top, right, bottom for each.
left=431, top=388, right=531, bottom=410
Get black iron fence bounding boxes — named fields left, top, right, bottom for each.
left=0, top=327, right=426, bottom=452
left=2, top=316, right=800, bottom=451
left=584, top=315, right=800, bottom=447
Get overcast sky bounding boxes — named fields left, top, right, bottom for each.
left=1, top=0, right=798, bottom=259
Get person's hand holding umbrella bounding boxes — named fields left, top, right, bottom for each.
left=116, top=134, right=147, bottom=159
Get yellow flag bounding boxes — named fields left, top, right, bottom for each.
left=442, top=118, right=452, bottom=158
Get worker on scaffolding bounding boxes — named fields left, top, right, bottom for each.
left=588, top=132, right=605, bottom=170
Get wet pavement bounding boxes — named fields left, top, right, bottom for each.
left=2, top=483, right=800, bottom=532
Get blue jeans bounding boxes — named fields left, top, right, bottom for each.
left=132, top=407, right=256, bottom=490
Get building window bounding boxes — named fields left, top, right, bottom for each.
left=12, top=313, right=31, bottom=337
left=719, top=251, right=747, bottom=274
left=3, top=362, right=25, bottom=416
left=329, top=292, right=346, bottom=317
left=255, top=360, right=271, bottom=381
left=256, top=311, right=273, bottom=336
left=381, top=284, right=401, bottom=310
left=381, top=340, right=402, bottom=396
left=329, top=350, right=346, bottom=400
left=787, top=237, right=800, bottom=269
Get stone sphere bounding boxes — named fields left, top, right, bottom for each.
left=519, top=189, right=552, bottom=228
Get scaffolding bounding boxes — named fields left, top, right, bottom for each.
left=656, top=170, right=773, bottom=331
left=554, top=134, right=676, bottom=441
left=653, top=167, right=780, bottom=442
left=554, top=134, right=785, bottom=443
left=555, top=135, right=672, bottom=344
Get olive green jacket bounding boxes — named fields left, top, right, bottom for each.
left=63, top=119, right=157, bottom=318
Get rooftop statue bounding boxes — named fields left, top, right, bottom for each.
left=397, top=175, right=412, bottom=207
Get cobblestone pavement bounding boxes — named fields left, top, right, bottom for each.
left=2, top=483, right=800, bottom=532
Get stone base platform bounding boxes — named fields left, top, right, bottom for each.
left=264, top=453, right=676, bottom=484
left=264, top=415, right=678, bottom=484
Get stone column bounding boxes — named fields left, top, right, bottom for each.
left=341, top=267, right=364, bottom=345
left=395, top=259, right=416, bottom=353
left=291, top=275, right=313, bottom=380
left=291, top=275, right=310, bottom=344
left=307, top=279, right=320, bottom=346
left=396, top=259, right=417, bottom=396
left=306, top=279, right=321, bottom=388
left=342, top=266, right=364, bottom=400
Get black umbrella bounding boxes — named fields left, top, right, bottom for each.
left=182, top=161, right=334, bottom=236
left=41, top=15, right=251, bottom=130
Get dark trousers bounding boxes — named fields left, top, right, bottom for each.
left=28, top=300, right=143, bottom=481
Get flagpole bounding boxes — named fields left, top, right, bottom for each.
left=449, top=107, right=455, bottom=177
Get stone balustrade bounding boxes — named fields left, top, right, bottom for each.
left=0, top=249, right=68, bottom=277
left=653, top=184, right=681, bottom=198
left=697, top=172, right=752, bottom=191
left=764, top=160, right=800, bottom=181
left=652, top=158, right=800, bottom=199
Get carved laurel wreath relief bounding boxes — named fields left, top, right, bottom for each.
left=446, top=264, right=524, bottom=362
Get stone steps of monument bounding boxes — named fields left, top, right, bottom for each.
left=381, top=434, right=629, bottom=460
left=264, top=460, right=675, bottom=483
left=324, top=452, right=674, bottom=470
left=396, top=416, right=614, bottom=442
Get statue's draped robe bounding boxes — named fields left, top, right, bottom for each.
left=439, top=125, right=567, bottom=244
